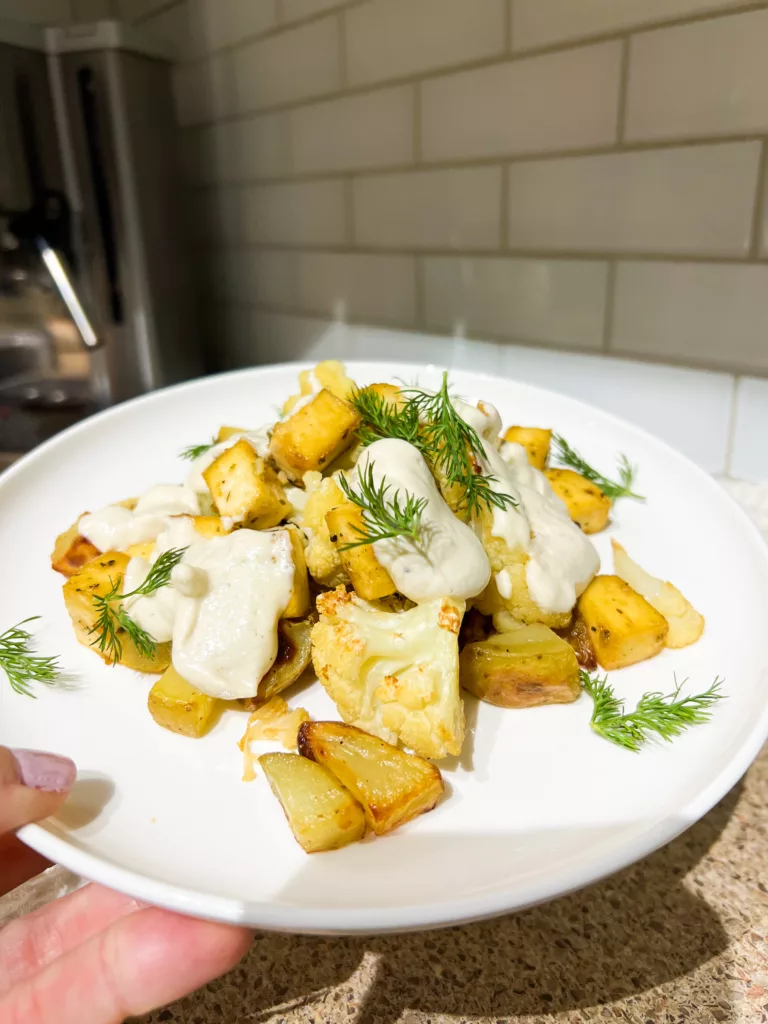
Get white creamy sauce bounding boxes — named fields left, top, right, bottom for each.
left=486, top=440, right=599, bottom=614
left=357, top=438, right=491, bottom=603
left=79, top=484, right=202, bottom=553
left=451, top=397, right=502, bottom=445
left=127, top=528, right=295, bottom=700
left=185, top=426, right=273, bottom=494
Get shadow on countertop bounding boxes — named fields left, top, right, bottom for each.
left=140, top=778, right=747, bottom=1024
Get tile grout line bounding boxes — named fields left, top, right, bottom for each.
left=615, top=36, right=630, bottom=144
left=499, top=164, right=510, bottom=249
left=748, top=139, right=768, bottom=258
left=724, top=376, right=743, bottom=476
left=414, top=256, right=426, bottom=329
left=506, top=0, right=514, bottom=53
left=337, top=10, right=348, bottom=90
left=602, top=261, right=617, bottom=353
left=344, top=176, right=355, bottom=247
left=412, top=82, right=421, bottom=164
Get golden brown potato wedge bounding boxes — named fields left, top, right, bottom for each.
left=503, top=426, right=552, bottom=470
left=545, top=468, right=611, bottom=534
left=148, top=664, right=220, bottom=738
left=283, top=526, right=311, bottom=619
left=577, top=575, right=669, bottom=671
left=204, top=439, right=289, bottom=529
left=325, top=502, right=397, bottom=601
left=460, top=624, right=581, bottom=708
left=51, top=519, right=100, bottom=578
left=241, top=617, right=314, bottom=709
left=611, top=540, right=704, bottom=649
left=298, top=721, right=444, bottom=836
left=260, top=752, right=366, bottom=853
left=62, top=552, right=171, bottom=672
left=270, top=389, right=361, bottom=481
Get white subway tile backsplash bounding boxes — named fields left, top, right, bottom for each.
left=626, top=10, right=768, bottom=142
left=281, top=0, right=349, bottom=22
left=759, top=148, right=768, bottom=258
left=611, top=261, right=768, bottom=373
left=296, top=252, right=417, bottom=325
left=233, top=16, right=340, bottom=114
left=144, top=0, right=206, bottom=61
left=118, top=0, right=169, bottom=20
left=209, top=249, right=297, bottom=306
left=172, top=54, right=238, bottom=125
left=354, top=168, right=502, bottom=250
left=247, top=311, right=350, bottom=364
left=421, top=43, right=621, bottom=162
left=242, top=181, right=346, bottom=245
left=200, top=0, right=277, bottom=52
left=291, top=87, right=413, bottom=174
left=730, top=378, right=768, bottom=482
left=512, top=0, right=753, bottom=50
left=423, top=257, right=608, bottom=349
left=197, top=188, right=243, bottom=243
left=345, top=0, right=506, bottom=87
left=234, top=112, right=291, bottom=180
left=507, top=143, right=760, bottom=256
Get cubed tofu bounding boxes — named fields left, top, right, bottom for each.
left=577, top=575, right=669, bottom=670
left=546, top=468, right=611, bottom=535
left=270, top=389, right=361, bottom=481
left=148, top=664, right=220, bottom=738
left=51, top=519, right=100, bottom=577
left=325, top=502, right=397, bottom=601
left=283, top=525, right=310, bottom=619
left=357, top=382, right=406, bottom=410
left=282, top=360, right=357, bottom=415
left=62, top=552, right=171, bottom=672
left=203, top=439, right=289, bottom=529
left=215, top=425, right=245, bottom=443
left=504, top=427, right=552, bottom=471
left=190, top=515, right=232, bottom=539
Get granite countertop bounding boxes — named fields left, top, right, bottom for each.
left=3, top=479, right=768, bottom=1024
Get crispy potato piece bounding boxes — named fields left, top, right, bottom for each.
left=282, top=360, right=357, bottom=415
left=191, top=515, right=232, bottom=539
left=545, top=468, right=611, bottom=535
left=283, top=526, right=310, bottom=619
left=270, top=390, right=361, bottom=481
left=148, top=664, right=220, bottom=738
left=460, top=624, right=580, bottom=708
left=204, top=439, right=289, bottom=529
left=577, top=575, right=669, bottom=671
left=240, top=617, right=314, bottom=710
left=503, top=427, right=552, bottom=471
left=325, top=502, right=397, bottom=601
left=612, top=540, right=704, bottom=649
left=62, top=552, right=171, bottom=672
left=260, top=752, right=366, bottom=853
left=358, top=382, right=406, bottom=410
left=555, top=615, right=597, bottom=670
left=215, top=425, right=245, bottom=443
left=298, top=721, right=444, bottom=836
left=51, top=519, right=100, bottom=577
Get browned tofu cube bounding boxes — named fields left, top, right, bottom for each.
left=577, top=575, right=669, bottom=671
left=203, top=439, right=289, bottom=528
left=546, top=468, right=611, bottom=534
left=504, top=426, right=552, bottom=470
left=269, top=389, right=361, bottom=481
left=51, top=519, right=100, bottom=577
left=325, top=502, right=397, bottom=601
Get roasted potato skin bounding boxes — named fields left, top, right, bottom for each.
left=148, top=665, right=220, bottom=737
left=51, top=519, right=100, bottom=577
left=241, top=616, right=314, bottom=709
left=203, top=439, right=289, bottom=529
left=325, top=502, right=397, bottom=601
left=270, top=389, right=361, bottom=480
left=460, top=624, right=580, bottom=708
left=545, top=468, right=611, bottom=534
left=260, top=752, right=366, bottom=853
left=556, top=614, right=597, bottom=670
left=503, top=427, right=552, bottom=470
left=298, top=721, right=444, bottom=836
left=62, top=552, right=171, bottom=672
left=577, top=575, right=669, bottom=670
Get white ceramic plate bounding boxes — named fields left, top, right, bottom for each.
left=4, top=362, right=768, bottom=935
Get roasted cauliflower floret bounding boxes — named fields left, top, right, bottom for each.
left=311, top=587, right=465, bottom=760
left=296, top=476, right=348, bottom=587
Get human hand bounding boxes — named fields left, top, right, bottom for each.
left=0, top=747, right=253, bottom=1023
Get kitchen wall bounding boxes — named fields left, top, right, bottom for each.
left=0, top=0, right=116, bottom=22
left=115, top=0, right=768, bottom=381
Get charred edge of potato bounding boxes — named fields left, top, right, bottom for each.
left=555, top=614, right=597, bottom=670
left=240, top=616, right=314, bottom=709
left=51, top=521, right=100, bottom=578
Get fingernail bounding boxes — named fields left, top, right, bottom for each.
left=11, top=749, right=77, bottom=793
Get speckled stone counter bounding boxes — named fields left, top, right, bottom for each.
left=4, top=480, right=768, bottom=1024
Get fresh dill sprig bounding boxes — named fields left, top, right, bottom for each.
left=349, top=387, right=430, bottom=453
left=580, top=669, right=724, bottom=751
left=0, top=617, right=62, bottom=698
left=552, top=435, right=643, bottom=502
left=338, top=463, right=428, bottom=551
left=180, top=439, right=216, bottom=461
left=403, top=372, right=517, bottom=518
left=89, top=547, right=187, bottom=665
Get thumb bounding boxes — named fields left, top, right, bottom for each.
left=0, top=747, right=76, bottom=834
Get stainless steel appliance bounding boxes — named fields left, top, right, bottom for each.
left=0, top=18, right=201, bottom=456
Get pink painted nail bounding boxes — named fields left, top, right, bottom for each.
left=11, top=749, right=76, bottom=793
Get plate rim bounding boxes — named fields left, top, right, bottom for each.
left=10, top=359, right=768, bottom=934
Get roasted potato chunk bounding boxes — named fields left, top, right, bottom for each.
left=62, top=552, right=171, bottom=672
left=298, top=721, right=444, bottom=836
left=612, top=541, right=704, bottom=649
left=51, top=519, right=100, bottom=577
left=270, top=389, right=361, bottom=481
left=282, top=360, right=357, bottom=415
left=283, top=526, right=310, bottom=619
left=260, top=752, right=366, bottom=853
left=577, top=575, right=669, bottom=670
left=189, top=514, right=232, bottom=539
left=215, top=425, right=245, bottom=443
left=325, top=502, right=397, bottom=601
left=460, top=624, right=580, bottom=708
left=503, top=427, right=552, bottom=471
left=203, top=439, right=289, bottom=529
left=124, top=540, right=156, bottom=561
left=241, top=616, right=314, bottom=709
left=545, top=468, right=611, bottom=534
left=556, top=614, right=597, bottom=670
left=148, top=665, right=220, bottom=738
